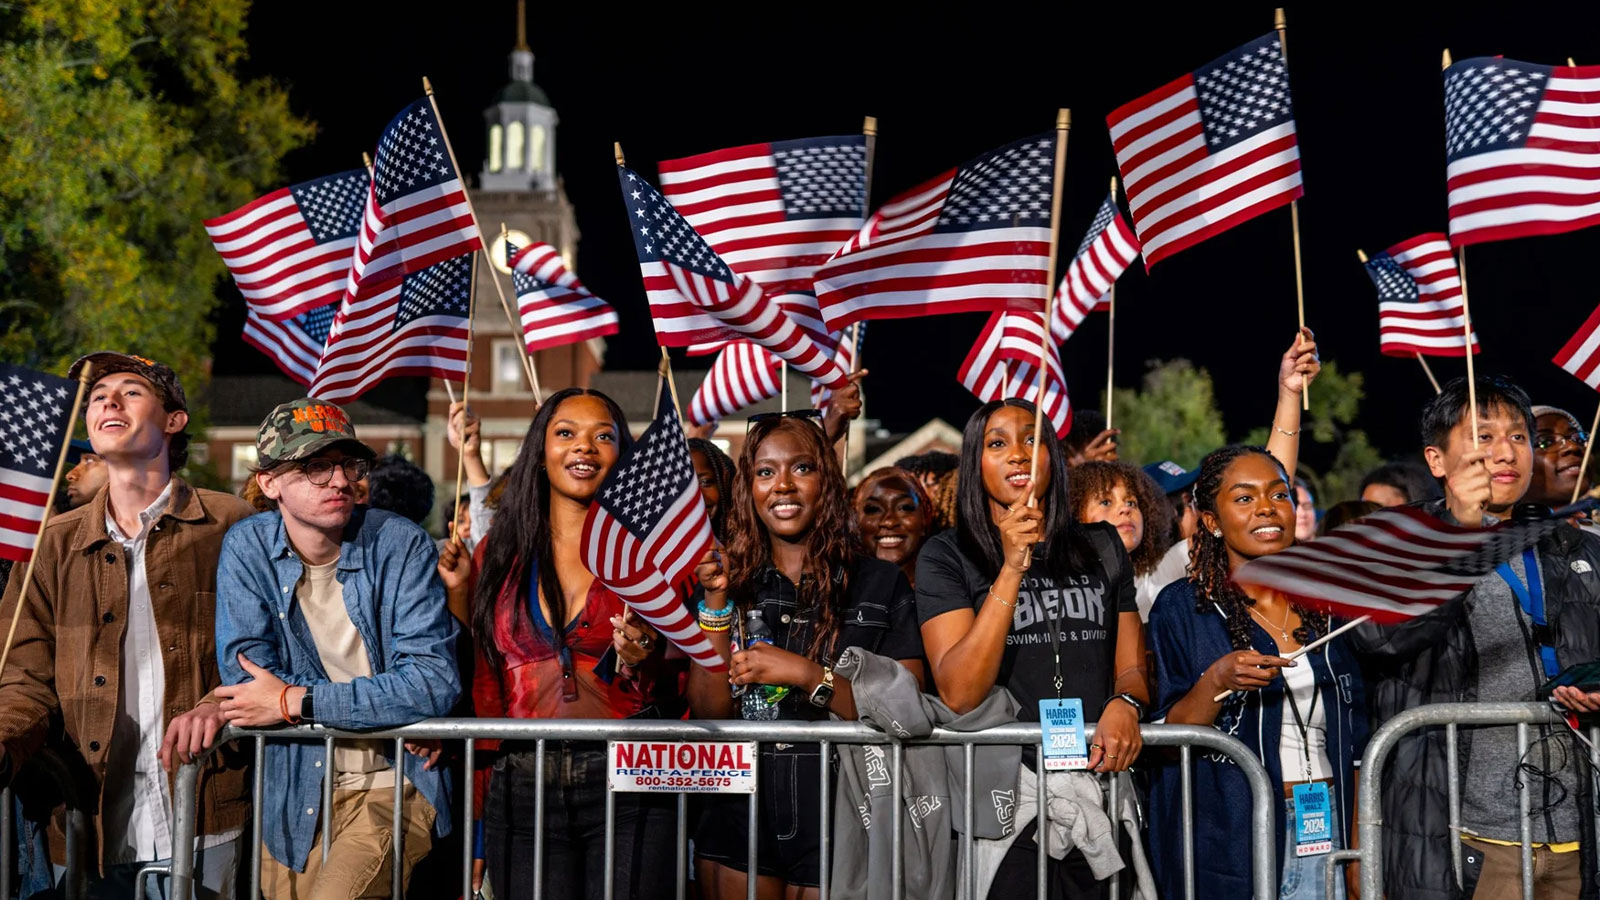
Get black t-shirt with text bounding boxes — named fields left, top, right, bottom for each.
left=914, top=525, right=1136, bottom=720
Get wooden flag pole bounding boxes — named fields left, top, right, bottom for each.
left=780, top=362, right=789, bottom=411
left=1573, top=402, right=1600, bottom=504
left=0, top=367, right=92, bottom=680
left=496, top=222, right=544, bottom=403
left=1215, top=615, right=1372, bottom=701
left=840, top=115, right=879, bottom=468
left=422, top=77, right=541, bottom=406
left=616, top=140, right=683, bottom=418
left=1440, top=50, right=1481, bottom=448
left=1276, top=8, right=1310, bottom=411
left=1357, top=248, right=1441, bottom=394
left=1105, top=175, right=1120, bottom=431
left=1027, top=109, right=1072, bottom=496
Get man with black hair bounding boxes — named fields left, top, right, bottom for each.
left=365, top=453, right=435, bottom=525
left=1355, top=375, right=1600, bottom=900
left=1359, top=459, right=1442, bottom=507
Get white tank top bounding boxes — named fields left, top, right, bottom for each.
left=1279, top=656, right=1331, bottom=781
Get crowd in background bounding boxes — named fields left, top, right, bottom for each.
left=2, top=334, right=1599, bottom=900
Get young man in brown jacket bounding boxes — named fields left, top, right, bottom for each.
left=0, top=352, right=255, bottom=898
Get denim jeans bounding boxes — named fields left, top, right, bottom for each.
left=1280, top=792, right=1345, bottom=900
left=485, top=742, right=677, bottom=900
left=51, top=837, right=238, bottom=900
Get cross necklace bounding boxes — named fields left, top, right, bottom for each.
left=1246, top=601, right=1293, bottom=642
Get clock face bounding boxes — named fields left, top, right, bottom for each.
left=490, top=229, right=534, bottom=274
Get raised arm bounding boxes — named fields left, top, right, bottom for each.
left=1266, top=327, right=1319, bottom=480
left=686, top=549, right=736, bottom=720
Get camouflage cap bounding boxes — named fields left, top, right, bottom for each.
left=68, top=352, right=187, bottom=411
left=255, top=397, right=376, bottom=466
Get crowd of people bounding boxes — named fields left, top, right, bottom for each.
left=1, top=337, right=1599, bottom=900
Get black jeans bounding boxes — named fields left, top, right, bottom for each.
left=486, top=741, right=677, bottom=900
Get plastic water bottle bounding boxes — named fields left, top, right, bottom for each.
left=730, top=610, right=773, bottom=699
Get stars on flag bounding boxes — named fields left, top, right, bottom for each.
left=772, top=141, right=867, bottom=218
left=1443, top=62, right=1548, bottom=159
left=1194, top=34, right=1293, bottom=150
left=290, top=170, right=369, bottom=244
left=626, top=171, right=733, bottom=281
left=938, top=137, right=1055, bottom=230
left=372, top=102, right=455, bottom=205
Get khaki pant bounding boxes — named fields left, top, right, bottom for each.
left=261, top=785, right=435, bottom=900
left=1462, top=837, right=1581, bottom=900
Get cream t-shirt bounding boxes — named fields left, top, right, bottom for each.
left=297, top=558, right=396, bottom=790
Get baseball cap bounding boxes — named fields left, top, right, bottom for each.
left=68, top=352, right=188, bottom=412
left=66, top=439, right=94, bottom=465
left=255, top=397, right=376, bottom=466
left=1143, top=460, right=1199, bottom=496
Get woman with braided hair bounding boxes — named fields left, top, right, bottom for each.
left=1146, top=444, right=1368, bottom=900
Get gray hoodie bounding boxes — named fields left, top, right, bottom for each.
left=829, top=647, right=1024, bottom=900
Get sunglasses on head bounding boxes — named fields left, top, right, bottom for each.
left=745, top=409, right=824, bottom=434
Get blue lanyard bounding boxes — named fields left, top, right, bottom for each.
left=1495, top=548, right=1559, bottom=678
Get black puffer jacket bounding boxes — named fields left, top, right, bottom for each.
left=1351, top=503, right=1600, bottom=900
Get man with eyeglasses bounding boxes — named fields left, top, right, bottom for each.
left=213, top=397, right=459, bottom=899
left=1528, top=405, right=1596, bottom=512
left=0, top=352, right=256, bottom=898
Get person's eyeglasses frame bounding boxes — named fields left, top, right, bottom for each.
left=295, top=457, right=371, bottom=486
left=1534, top=431, right=1589, bottom=453
left=745, top=409, right=825, bottom=435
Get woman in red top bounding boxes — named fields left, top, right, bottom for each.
left=469, top=387, right=683, bottom=900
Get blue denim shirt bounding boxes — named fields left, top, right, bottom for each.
left=215, top=507, right=460, bottom=872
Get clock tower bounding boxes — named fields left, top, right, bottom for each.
left=426, top=0, right=598, bottom=487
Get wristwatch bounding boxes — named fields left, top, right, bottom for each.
left=1107, top=692, right=1145, bottom=721
left=299, top=689, right=315, bottom=723
left=808, top=667, right=836, bottom=708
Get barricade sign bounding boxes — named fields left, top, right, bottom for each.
left=607, top=740, right=759, bottom=793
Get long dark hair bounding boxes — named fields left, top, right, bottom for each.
left=955, top=399, right=1096, bottom=583
left=472, top=388, right=633, bottom=672
left=686, top=437, right=736, bottom=542
left=1188, top=445, right=1328, bottom=649
left=725, top=417, right=860, bottom=659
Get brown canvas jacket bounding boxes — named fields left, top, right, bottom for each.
left=0, top=478, right=255, bottom=869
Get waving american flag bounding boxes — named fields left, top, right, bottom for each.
left=0, top=365, right=77, bottom=562
left=581, top=384, right=721, bottom=667
left=1052, top=193, right=1142, bottom=342
left=1445, top=58, right=1600, bottom=246
left=619, top=166, right=846, bottom=389
left=243, top=301, right=337, bottom=387
left=686, top=343, right=783, bottom=428
left=814, top=133, right=1059, bottom=331
left=507, top=239, right=619, bottom=352
left=1555, top=302, right=1600, bottom=390
left=1108, top=33, right=1301, bottom=266
left=958, top=312, right=1071, bottom=438
left=1363, top=234, right=1478, bottom=358
left=205, top=169, right=370, bottom=321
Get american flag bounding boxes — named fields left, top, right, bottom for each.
left=0, top=365, right=76, bottom=562
left=507, top=238, right=620, bottom=352
left=1444, top=58, right=1600, bottom=246
left=686, top=343, right=783, bottom=427
left=1052, top=193, right=1142, bottom=342
left=1107, top=33, right=1301, bottom=267
left=1232, top=505, right=1565, bottom=622
left=1363, top=233, right=1479, bottom=358
left=1554, top=301, right=1600, bottom=389
left=813, top=133, right=1058, bottom=331
left=336, top=98, right=481, bottom=316
left=581, top=385, right=721, bottom=667
left=811, top=323, right=866, bottom=412
left=205, top=169, right=369, bottom=321
left=619, top=166, right=847, bottom=389
left=658, top=135, right=866, bottom=304
left=958, top=312, right=1071, bottom=437
left=242, top=301, right=338, bottom=386
left=308, top=253, right=475, bottom=402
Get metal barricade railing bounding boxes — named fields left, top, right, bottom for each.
left=166, top=718, right=1279, bottom=900
left=1352, top=701, right=1598, bottom=900
left=0, top=748, right=94, bottom=900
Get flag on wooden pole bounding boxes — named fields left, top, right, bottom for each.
left=0, top=364, right=79, bottom=562
left=1051, top=192, right=1142, bottom=342
left=507, top=239, right=620, bottom=351
left=1362, top=234, right=1479, bottom=358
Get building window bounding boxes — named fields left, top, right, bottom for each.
left=488, top=438, right=522, bottom=476
left=493, top=339, right=526, bottom=394
left=231, top=444, right=258, bottom=481
left=530, top=124, right=547, bottom=173
left=489, top=123, right=503, bottom=173
left=506, top=121, right=526, bottom=170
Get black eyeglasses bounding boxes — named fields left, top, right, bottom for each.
left=1535, top=431, right=1589, bottom=452
left=745, top=409, right=824, bottom=434
left=298, top=457, right=371, bottom=486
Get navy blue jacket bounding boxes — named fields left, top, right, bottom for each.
left=1147, top=579, right=1369, bottom=898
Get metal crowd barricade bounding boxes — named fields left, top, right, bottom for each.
left=0, top=748, right=94, bottom=900
left=1350, top=701, right=1599, bottom=900
left=165, top=718, right=1279, bottom=900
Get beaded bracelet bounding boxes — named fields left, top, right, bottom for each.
left=697, top=599, right=733, bottom=620
left=698, top=618, right=732, bottom=633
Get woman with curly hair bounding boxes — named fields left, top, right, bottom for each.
left=1146, top=444, right=1368, bottom=900
left=1068, top=460, right=1175, bottom=620
left=853, top=467, right=935, bottom=586
left=688, top=415, right=924, bottom=898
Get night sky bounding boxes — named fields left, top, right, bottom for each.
left=219, top=4, right=1600, bottom=461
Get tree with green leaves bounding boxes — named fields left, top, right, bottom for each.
left=0, top=1, right=313, bottom=396
left=1241, top=361, right=1383, bottom=506
left=1108, top=358, right=1228, bottom=470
